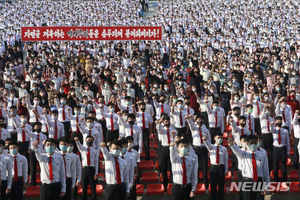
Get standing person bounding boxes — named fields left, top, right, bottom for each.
left=156, top=116, right=178, bottom=191
left=292, top=110, right=300, bottom=169
left=135, top=102, right=153, bottom=160
left=57, top=137, right=76, bottom=200
left=54, top=95, right=72, bottom=138
left=32, top=138, right=66, bottom=200
left=185, top=114, right=210, bottom=188
left=228, top=135, right=269, bottom=200
left=100, top=140, right=130, bottom=200
left=243, top=104, right=255, bottom=135
left=8, top=142, right=28, bottom=200
left=44, top=110, right=65, bottom=141
left=205, top=100, right=224, bottom=144
left=169, top=139, right=198, bottom=200
left=25, top=95, right=43, bottom=124
left=251, top=93, right=264, bottom=135
left=74, top=136, right=99, bottom=200
left=202, top=133, right=228, bottom=200
left=271, top=116, right=290, bottom=182
left=0, top=139, right=12, bottom=200
left=171, top=100, right=188, bottom=137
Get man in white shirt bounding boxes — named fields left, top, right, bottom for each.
left=32, top=138, right=66, bottom=200
left=171, top=100, right=188, bottom=137
left=292, top=110, right=300, bottom=170
left=0, top=139, right=12, bottom=200
left=54, top=95, right=72, bottom=138
left=8, top=141, right=28, bottom=200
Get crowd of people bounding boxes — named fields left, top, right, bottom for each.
left=0, top=0, right=299, bottom=200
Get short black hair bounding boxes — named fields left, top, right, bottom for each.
left=163, top=116, right=170, bottom=121
left=107, top=103, right=115, bottom=107
left=195, top=114, right=203, bottom=120
left=122, top=110, right=129, bottom=114
left=34, top=122, right=42, bottom=126
left=233, top=107, right=241, bottom=111
left=239, top=116, right=247, bottom=120
left=246, top=104, right=253, bottom=109
left=128, top=113, right=136, bottom=119
left=240, top=135, right=248, bottom=140
left=0, top=139, right=4, bottom=146
left=51, top=110, right=58, bottom=114
left=125, top=136, right=134, bottom=141
left=86, top=135, right=94, bottom=140
left=275, top=116, right=283, bottom=121
left=110, top=140, right=122, bottom=148
left=176, top=139, right=189, bottom=146
left=246, top=135, right=257, bottom=142
left=59, top=136, right=70, bottom=144
left=45, top=138, right=57, bottom=146
left=120, top=138, right=128, bottom=145
left=213, top=100, right=219, bottom=105
left=74, top=105, right=81, bottom=110
left=125, top=96, right=131, bottom=100
left=86, top=117, right=94, bottom=121
left=9, top=141, right=19, bottom=148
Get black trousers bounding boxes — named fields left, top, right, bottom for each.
left=261, top=133, right=273, bottom=171
left=273, top=146, right=287, bottom=181
left=9, top=177, right=23, bottom=200
left=99, top=120, right=107, bottom=142
left=105, top=182, right=126, bottom=200
left=209, top=127, right=221, bottom=144
left=176, top=127, right=187, bottom=138
left=82, top=167, right=96, bottom=200
left=293, top=138, right=299, bottom=169
left=163, top=53, right=168, bottom=65
left=30, top=150, right=38, bottom=186
left=194, top=146, right=209, bottom=187
left=62, top=121, right=71, bottom=139
left=40, top=182, right=61, bottom=200
left=59, top=177, right=72, bottom=200
left=106, top=130, right=119, bottom=144
left=232, top=153, right=239, bottom=172
left=210, top=165, right=225, bottom=200
left=1, top=180, right=8, bottom=200
left=171, top=183, right=191, bottom=200
left=242, top=177, right=264, bottom=200
left=18, top=141, right=30, bottom=173
left=254, top=118, right=261, bottom=135
left=142, top=128, right=150, bottom=160
left=237, top=170, right=243, bottom=200
left=159, top=146, right=171, bottom=189
left=10, top=131, right=17, bottom=142
left=72, top=185, right=78, bottom=200
left=132, top=145, right=139, bottom=152
left=128, top=180, right=137, bottom=200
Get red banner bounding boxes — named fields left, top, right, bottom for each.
left=21, top=26, right=162, bottom=41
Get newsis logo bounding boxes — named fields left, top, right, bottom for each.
left=229, top=182, right=291, bottom=192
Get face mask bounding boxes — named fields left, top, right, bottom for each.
left=248, top=109, right=253, bottom=114
left=126, top=102, right=131, bottom=106
left=0, top=147, right=2, bottom=153
left=164, top=123, right=170, bottom=128
left=178, top=104, right=183, bottom=109
left=179, top=147, right=188, bottom=156
left=75, top=111, right=80, bottom=115
left=46, top=146, right=55, bottom=154
left=213, top=106, right=219, bottom=111
left=164, top=87, right=169, bottom=91
left=34, top=100, right=39, bottom=105
left=242, top=142, right=247, bottom=148
left=276, top=87, right=280, bottom=91
left=128, top=121, right=135, bottom=125
left=111, top=150, right=120, bottom=157
left=281, top=104, right=287, bottom=109
left=21, top=118, right=27, bottom=123
left=60, top=145, right=68, bottom=152
left=192, top=88, right=197, bottom=92
left=128, top=143, right=134, bottom=149
left=234, top=97, right=239, bottom=101
left=140, top=108, right=146, bottom=112
left=291, top=95, right=295, bottom=99
left=240, top=123, right=246, bottom=127
left=67, top=146, right=74, bottom=153
left=86, top=141, right=93, bottom=147
left=255, top=96, right=260, bottom=101
left=87, top=123, right=93, bottom=128
left=35, top=128, right=41, bottom=133
left=121, top=148, right=127, bottom=154
left=60, top=90, right=64, bottom=93
left=216, top=138, right=223, bottom=145
left=51, top=116, right=58, bottom=121
left=61, top=100, right=66, bottom=104
left=276, top=123, right=282, bottom=127
left=10, top=149, right=18, bottom=155
left=248, top=144, right=258, bottom=152
left=109, top=108, right=115, bottom=113
left=257, top=142, right=262, bottom=147
left=263, top=90, right=268, bottom=93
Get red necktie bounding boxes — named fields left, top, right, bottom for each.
left=37, top=133, right=39, bottom=144
left=54, top=122, right=57, bottom=140
left=187, top=107, right=190, bottom=115
left=49, top=156, right=53, bottom=181
left=46, top=124, right=48, bottom=133
left=63, top=154, right=66, bottom=178
left=0, top=110, right=2, bottom=117
left=215, top=111, right=218, bottom=127
left=127, top=107, right=129, bottom=111
left=102, top=108, right=105, bottom=120
left=241, top=128, right=244, bottom=135
left=131, top=126, right=133, bottom=137
left=252, top=153, right=258, bottom=181
left=142, top=113, right=145, bottom=129
left=161, top=104, right=164, bottom=114
left=22, top=129, right=26, bottom=142
left=167, top=128, right=170, bottom=144
left=164, top=46, right=166, bottom=52
left=89, top=129, right=91, bottom=135
left=76, top=116, right=79, bottom=133
left=87, top=148, right=91, bottom=166
left=282, top=110, right=286, bottom=122
left=115, top=157, right=121, bottom=185
left=216, top=146, right=220, bottom=164
left=0, top=130, right=2, bottom=139
left=199, top=127, right=203, bottom=144
left=14, top=156, right=18, bottom=182
left=256, top=102, right=260, bottom=115
left=35, top=107, right=38, bottom=121
left=267, top=118, right=270, bottom=132
left=62, top=106, right=66, bottom=121
left=182, top=157, right=187, bottom=185
left=237, top=120, right=239, bottom=126
left=278, top=129, right=281, bottom=145
left=111, top=114, right=114, bottom=131
left=180, top=111, right=183, bottom=126
left=249, top=116, right=252, bottom=132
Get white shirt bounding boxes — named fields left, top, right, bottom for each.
left=25, top=98, right=43, bottom=123
left=127, top=148, right=140, bottom=163
left=54, top=99, right=72, bottom=122
left=136, top=112, right=153, bottom=129
left=69, top=152, right=82, bottom=183
left=12, top=117, right=31, bottom=142
left=24, top=128, right=47, bottom=150
left=93, top=102, right=108, bottom=121
left=8, top=153, right=28, bottom=183
left=156, top=125, right=177, bottom=146
left=119, top=152, right=135, bottom=187
left=292, top=113, right=300, bottom=138
left=6, top=96, right=18, bottom=108
left=271, top=127, right=290, bottom=153
left=187, top=119, right=211, bottom=146
left=230, top=144, right=269, bottom=187
left=260, top=110, right=275, bottom=134
left=103, top=112, right=121, bottom=131
left=170, top=146, right=198, bottom=191
left=67, top=113, right=85, bottom=133
left=204, top=140, right=228, bottom=173
left=251, top=101, right=264, bottom=118
left=120, top=121, right=143, bottom=153
left=275, top=104, right=292, bottom=133
left=78, top=124, right=101, bottom=151
left=34, top=148, right=66, bottom=192
left=244, top=113, right=255, bottom=135
left=101, top=147, right=130, bottom=193
left=231, top=121, right=252, bottom=146
left=171, top=109, right=187, bottom=128
left=0, top=153, right=12, bottom=189
left=44, top=115, right=65, bottom=139
left=206, top=104, right=225, bottom=133
left=76, top=141, right=99, bottom=174
left=0, top=128, right=10, bottom=141
left=183, top=106, right=194, bottom=116
left=57, top=152, right=76, bottom=188
left=153, top=100, right=171, bottom=119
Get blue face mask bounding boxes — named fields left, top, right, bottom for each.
left=61, top=100, right=66, bottom=105
left=179, top=147, right=188, bottom=156
left=0, top=147, right=2, bottom=153
left=178, top=104, right=183, bottom=109
left=10, top=149, right=18, bottom=155
left=213, top=106, right=219, bottom=111
left=216, top=138, right=223, bottom=145
left=67, top=146, right=73, bottom=153
left=126, top=101, right=131, bottom=106
left=111, top=150, right=120, bottom=157
left=248, top=144, right=258, bottom=152
left=121, top=148, right=127, bottom=154
left=46, top=146, right=55, bottom=154
left=60, top=145, right=68, bottom=152
left=257, top=142, right=262, bottom=147
left=75, top=111, right=80, bottom=115
left=110, top=108, right=115, bottom=113
left=255, top=96, right=260, bottom=101
left=87, top=123, right=93, bottom=128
